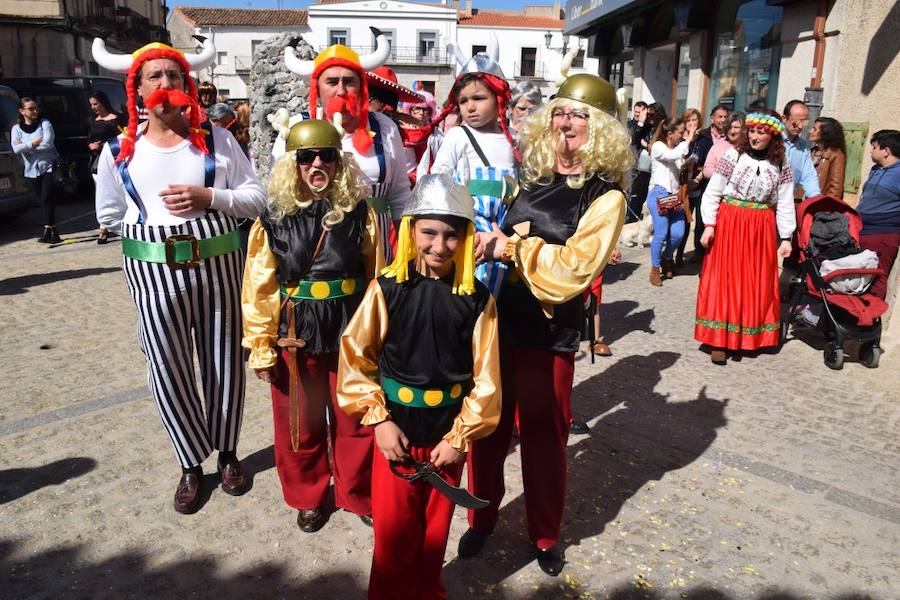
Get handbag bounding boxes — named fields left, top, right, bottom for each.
left=656, top=192, right=682, bottom=216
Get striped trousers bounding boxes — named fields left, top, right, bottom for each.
left=122, top=212, right=246, bottom=468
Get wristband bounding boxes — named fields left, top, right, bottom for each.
left=704, top=224, right=716, bottom=229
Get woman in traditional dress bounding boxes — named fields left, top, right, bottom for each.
left=695, top=111, right=795, bottom=364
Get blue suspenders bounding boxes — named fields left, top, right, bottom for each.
left=368, top=113, right=386, bottom=184
left=108, top=122, right=217, bottom=223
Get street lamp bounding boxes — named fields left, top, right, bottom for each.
left=545, top=31, right=578, bottom=54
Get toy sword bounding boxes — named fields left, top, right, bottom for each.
left=390, top=457, right=489, bottom=509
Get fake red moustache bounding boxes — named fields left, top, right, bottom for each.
left=325, top=92, right=361, bottom=119
left=144, top=88, right=194, bottom=110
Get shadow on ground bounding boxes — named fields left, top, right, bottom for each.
left=0, top=457, right=97, bottom=504
left=0, top=537, right=367, bottom=599
left=601, top=299, right=656, bottom=345
left=0, top=267, right=120, bottom=295
left=445, top=351, right=730, bottom=593
left=0, top=535, right=881, bottom=599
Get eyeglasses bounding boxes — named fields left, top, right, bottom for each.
left=551, top=109, right=589, bottom=124
left=296, top=148, right=339, bottom=165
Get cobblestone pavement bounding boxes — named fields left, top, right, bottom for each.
left=1, top=200, right=897, bottom=600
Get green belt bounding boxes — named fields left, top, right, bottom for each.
left=121, top=230, right=241, bottom=269
left=365, top=196, right=390, bottom=215
left=280, top=277, right=366, bottom=300
left=383, top=376, right=470, bottom=409
left=468, top=179, right=504, bottom=197
left=722, top=195, right=771, bottom=210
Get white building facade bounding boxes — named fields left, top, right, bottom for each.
left=169, top=7, right=312, bottom=100
left=169, top=2, right=599, bottom=103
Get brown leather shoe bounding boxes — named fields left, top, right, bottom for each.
left=218, top=458, right=249, bottom=496
left=710, top=350, right=727, bottom=365
left=174, top=472, right=202, bottom=514
left=592, top=341, right=612, bottom=356
left=650, top=267, right=663, bottom=287
left=297, top=507, right=326, bottom=533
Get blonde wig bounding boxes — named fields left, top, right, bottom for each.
left=518, top=97, right=635, bottom=190
left=266, top=150, right=368, bottom=229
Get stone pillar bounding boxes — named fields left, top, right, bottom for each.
left=248, top=33, right=316, bottom=184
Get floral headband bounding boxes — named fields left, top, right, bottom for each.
left=745, top=113, right=784, bottom=135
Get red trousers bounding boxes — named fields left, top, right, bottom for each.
left=270, top=350, right=372, bottom=516
left=467, top=343, right=574, bottom=549
left=369, top=445, right=464, bottom=600
left=860, top=231, right=900, bottom=300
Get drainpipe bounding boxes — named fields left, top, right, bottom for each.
left=804, top=0, right=828, bottom=122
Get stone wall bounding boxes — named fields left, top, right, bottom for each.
left=248, top=32, right=315, bottom=184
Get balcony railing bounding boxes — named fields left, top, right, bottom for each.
left=513, top=61, right=549, bottom=80
left=318, top=45, right=450, bottom=66
left=235, top=55, right=253, bottom=73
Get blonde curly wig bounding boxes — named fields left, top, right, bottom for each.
left=518, top=97, right=635, bottom=190
left=266, top=150, right=368, bottom=229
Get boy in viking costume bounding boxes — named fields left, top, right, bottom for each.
left=242, top=120, right=384, bottom=532
left=92, top=38, right=266, bottom=514
left=272, top=28, right=410, bottom=259
left=460, top=73, right=631, bottom=575
left=337, top=172, right=501, bottom=599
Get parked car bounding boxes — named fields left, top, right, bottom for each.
left=0, top=76, right=126, bottom=191
left=0, top=84, right=35, bottom=219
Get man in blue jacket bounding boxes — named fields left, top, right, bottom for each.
left=782, top=100, right=822, bottom=200
left=858, top=129, right=900, bottom=299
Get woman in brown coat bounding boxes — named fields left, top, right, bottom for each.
left=809, top=117, right=846, bottom=198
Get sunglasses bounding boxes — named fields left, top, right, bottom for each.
left=296, top=148, right=339, bottom=165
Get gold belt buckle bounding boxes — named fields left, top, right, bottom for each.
left=165, top=234, right=200, bottom=269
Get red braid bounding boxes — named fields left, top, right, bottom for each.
left=308, top=57, right=373, bottom=154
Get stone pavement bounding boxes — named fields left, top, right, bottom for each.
left=1, top=199, right=897, bottom=600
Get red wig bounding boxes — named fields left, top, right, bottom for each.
left=308, top=57, right=373, bottom=155
left=117, top=47, right=208, bottom=164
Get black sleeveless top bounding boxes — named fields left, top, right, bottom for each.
left=498, top=173, right=620, bottom=352
left=261, top=200, right=370, bottom=354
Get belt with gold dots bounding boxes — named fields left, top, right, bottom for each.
left=280, top=277, right=366, bottom=301
left=383, top=376, right=472, bottom=409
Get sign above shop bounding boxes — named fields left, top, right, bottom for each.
left=564, top=0, right=637, bottom=34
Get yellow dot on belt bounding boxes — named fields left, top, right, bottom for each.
left=423, top=389, right=444, bottom=406
left=310, top=281, right=331, bottom=299
left=397, top=387, right=414, bottom=404
left=450, top=384, right=463, bottom=399
left=341, top=278, right=357, bottom=295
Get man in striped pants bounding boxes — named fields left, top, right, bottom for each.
left=92, top=38, right=267, bottom=514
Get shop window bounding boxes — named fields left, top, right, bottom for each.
left=472, top=45, right=486, bottom=55
left=572, top=49, right=586, bottom=68
left=674, top=43, right=691, bottom=117
left=706, top=0, right=783, bottom=112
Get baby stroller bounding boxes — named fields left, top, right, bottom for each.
left=782, top=195, right=888, bottom=369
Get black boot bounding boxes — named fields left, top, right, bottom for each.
left=457, top=528, right=491, bottom=558
left=535, top=545, right=564, bottom=576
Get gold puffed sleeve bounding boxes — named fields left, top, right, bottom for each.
left=503, top=189, right=626, bottom=304
left=240, top=219, right=281, bottom=370
left=443, top=295, right=501, bottom=453
left=336, top=278, right=391, bottom=426
left=361, top=203, right=385, bottom=280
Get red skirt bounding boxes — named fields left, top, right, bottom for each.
left=694, top=199, right=780, bottom=350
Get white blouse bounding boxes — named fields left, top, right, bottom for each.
left=649, top=140, right=688, bottom=193
left=700, top=148, right=796, bottom=239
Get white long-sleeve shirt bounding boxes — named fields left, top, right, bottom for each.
left=272, top=111, right=411, bottom=221
left=700, top=148, right=796, bottom=240
left=649, top=140, right=688, bottom=193
left=428, top=125, right=516, bottom=178
left=95, top=125, right=266, bottom=229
